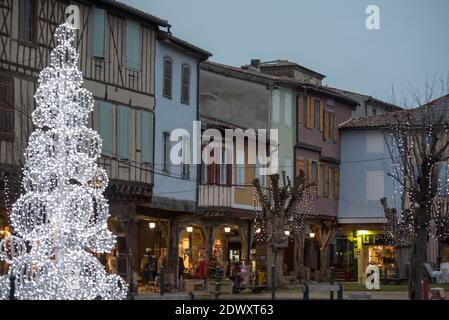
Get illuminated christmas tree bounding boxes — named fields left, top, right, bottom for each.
left=0, top=23, right=127, bottom=300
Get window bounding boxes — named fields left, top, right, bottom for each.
left=163, top=57, right=172, bottom=99
left=328, top=112, right=335, bottom=142
left=367, top=131, right=384, bottom=153
left=320, top=165, right=325, bottom=197
left=303, top=96, right=308, bottom=128
left=19, top=0, right=36, bottom=43
left=220, top=149, right=227, bottom=185
left=366, top=171, right=384, bottom=200
left=140, top=110, right=154, bottom=164
left=314, top=99, right=320, bottom=130
left=323, top=166, right=329, bottom=197
left=201, top=162, right=208, bottom=184
left=284, top=92, right=292, bottom=128
left=98, top=101, right=113, bottom=156
left=181, top=136, right=190, bottom=179
left=117, top=105, right=131, bottom=160
left=236, top=151, right=245, bottom=188
left=0, top=75, right=14, bottom=141
left=272, top=90, right=280, bottom=125
left=329, top=167, right=333, bottom=198
left=438, top=163, right=448, bottom=196
left=92, top=7, right=107, bottom=59
left=125, top=20, right=140, bottom=70
left=163, top=132, right=170, bottom=173
left=326, top=98, right=335, bottom=107
left=181, top=64, right=191, bottom=105
left=311, top=161, right=318, bottom=184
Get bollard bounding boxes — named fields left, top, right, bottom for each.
left=422, top=278, right=429, bottom=300
left=9, top=275, right=15, bottom=300
left=303, top=282, right=309, bottom=300
left=337, top=283, right=343, bottom=300
left=160, top=266, right=165, bottom=296
left=271, top=265, right=276, bottom=300
left=330, top=267, right=335, bottom=300
left=214, top=267, right=220, bottom=300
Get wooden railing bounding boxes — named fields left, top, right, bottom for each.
left=198, top=184, right=232, bottom=208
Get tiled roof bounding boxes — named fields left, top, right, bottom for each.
left=340, top=94, right=449, bottom=129
left=99, top=0, right=170, bottom=27
left=327, top=87, right=402, bottom=111
left=201, top=61, right=359, bottom=106
left=157, top=31, right=211, bottom=60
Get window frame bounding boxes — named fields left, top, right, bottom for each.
left=18, top=0, right=37, bottom=45
left=181, top=63, right=191, bottom=105
left=163, top=57, right=173, bottom=100
left=0, top=75, right=14, bottom=141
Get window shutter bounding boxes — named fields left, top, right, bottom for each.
left=334, top=167, right=340, bottom=199
left=306, top=160, right=312, bottom=186
left=208, top=149, right=215, bottom=184
left=214, top=163, right=220, bottom=185
left=307, top=96, right=313, bottom=129
left=92, top=7, right=106, bottom=58
left=319, top=99, right=324, bottom=132
left=316, top=161, right=321, bottom=196
left=296, top=159, right=304, bottom=176
left=98, top=101, right=113, bottom=157
left=181, top=64, right=191, bottom=105
left=140, top=110, right=153, bottom=164
left=125, top=20, right=140, bottom=70
left=163, top=58, right=173, bottom=99
left=323, top=165, right=329, bottom=197
left=117, top=105, right=130, bottom=159
left=333, top=113, right=338, bottom=142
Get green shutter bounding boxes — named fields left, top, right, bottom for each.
left=117, top=105, right=130, bottom=159
left=98, top=101, right=113, bottom=157
left=126, top=20, right=140, bottom=70
left=92, top=7, right=106, bottom=58
left=140, top=110, right=154, bottom=164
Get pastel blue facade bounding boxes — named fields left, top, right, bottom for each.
left=338, top=129, right=400, bottom=224
left=153, top=39, right=201, bottom=209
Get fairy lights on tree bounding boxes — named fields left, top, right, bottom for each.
left=0, top=24, right=127, bottom=300
left=252, top=170, right=314, bottom=287
left=381, top=93, right=449, bottom=300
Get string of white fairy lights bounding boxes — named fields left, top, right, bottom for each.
left=0, top=23, right=127, bottom=300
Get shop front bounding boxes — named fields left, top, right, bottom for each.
left=345, top=229, right=398, bottom=282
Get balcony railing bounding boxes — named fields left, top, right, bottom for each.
left=198, top=184, right=232, bottom=209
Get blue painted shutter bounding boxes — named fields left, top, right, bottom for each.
left=140, top=110, right=154, bottom=164
left=117, top=105, right=131, bottom=160
left=126, top=20, right=140, bottom=70
left=92, top=7, right=106, bottom=58
left=98, top=102, right=113, bottom=157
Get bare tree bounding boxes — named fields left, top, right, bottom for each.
left=252, top=170, right=314, bottom=287
left=381, top=88, right=449, bottom=299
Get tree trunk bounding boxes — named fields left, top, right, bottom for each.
left=408, top=223, right=427, bottom=300
left=319, top=247, right=328, bottom=282
left=266, top=248, right=286, bottom=288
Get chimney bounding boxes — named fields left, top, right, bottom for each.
left=250, top=59, right=261, bottom=70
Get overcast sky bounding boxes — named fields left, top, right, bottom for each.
left=122, top=0, right=449, bottom=105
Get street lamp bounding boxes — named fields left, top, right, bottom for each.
left=284, top=230, right=290, bottom=237
left=224, top=226, right=231, bottom=233
left=148, top=222, right=156, bottom=229
left=255, top=228, right=261, bottom=234
left=309, top=232, right=315, bottom=238
left=186, top=226, right=193, bottom=233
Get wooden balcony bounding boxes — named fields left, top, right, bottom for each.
left=98, top=157, right=153, bottom=204
left=198, top=184, right=232, bottom=209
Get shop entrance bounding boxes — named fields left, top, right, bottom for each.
left=365, top=245, right=396, bottom=278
